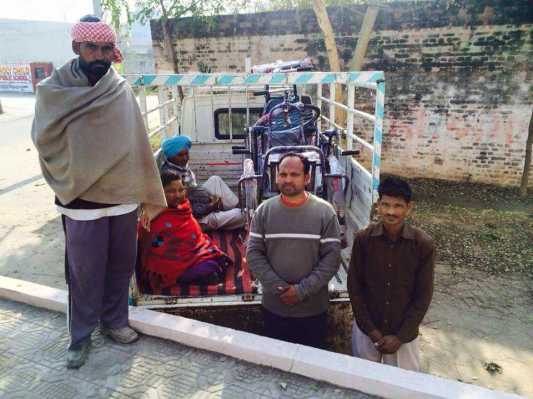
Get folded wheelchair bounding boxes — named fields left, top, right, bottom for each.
left=232, top=85, right=358, bottom=228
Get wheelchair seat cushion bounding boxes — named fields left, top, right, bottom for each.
left=267, top=126, right=305, bottom=147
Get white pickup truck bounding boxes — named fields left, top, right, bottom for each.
left=127, top=71, right=385, bottom=309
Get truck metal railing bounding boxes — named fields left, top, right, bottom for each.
left=126, top=71, right=385, bottom=308
left=127, top=71, right=384, bottom=210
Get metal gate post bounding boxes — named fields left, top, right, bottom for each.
left=138, top=85, right=149, bottom=131
left=171, top=86, right=180, bottom=137
left=346, top=83, right=355, bottom=151
left=316, top=84, right=322, bottom=132
left=371, top=80, right=385, bottom=203
left=158, top=87, right=168, bottom=140
left=328, top=83, right=336, bottom=129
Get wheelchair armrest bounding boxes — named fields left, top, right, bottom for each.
left=341, top=150, right=360, bottom=156
left=322, top=129, right=338, bottom=139
left=324, top=173, right=346, bottom=179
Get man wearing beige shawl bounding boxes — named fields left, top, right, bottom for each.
left=31, top=15, right=166, bottom=369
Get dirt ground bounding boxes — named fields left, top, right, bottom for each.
left=1, top=94, right=532, bottom=397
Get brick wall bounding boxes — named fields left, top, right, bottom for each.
left=151, top=0, right=533, bottom=187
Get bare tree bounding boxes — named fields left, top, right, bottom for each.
left=348, top=5, right=379, bottom=71
left=102, top=0, right=233, bottom=100
left=311, top=0, right=379, bottom=128
left=312, top=0, right=342, bottom=72
left=520, top=109, right=533, bottom=197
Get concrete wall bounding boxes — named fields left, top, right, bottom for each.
left=120, top=21, right=155, bottom=74
left=151, top=0, right=533, bottom=187
left=0, top=19, right=74, bottom=68
left=0, top=19, right=155, bottom=76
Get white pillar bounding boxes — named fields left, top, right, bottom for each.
left=329, top=83, right=336, bottom=129
left=92, top=0, right=103, bottom=18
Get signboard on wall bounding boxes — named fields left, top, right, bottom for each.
left=0, top=64, right=34, bottom=93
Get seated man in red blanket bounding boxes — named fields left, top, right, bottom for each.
left=138, top=170, right=229, bottom=292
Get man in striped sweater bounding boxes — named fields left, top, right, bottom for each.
left=247, top=152, right=341, bottom=348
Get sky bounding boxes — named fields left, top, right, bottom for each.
left=0, top=0, right=96, bottom=23
left=0, top=0, right=278, bottom=24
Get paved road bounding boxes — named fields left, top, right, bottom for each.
left=0, top=94, right=65, bottom=289
left=0, top=299, right=375, bottom=399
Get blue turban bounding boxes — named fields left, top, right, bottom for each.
left=161, top=135, right=192, bottom=158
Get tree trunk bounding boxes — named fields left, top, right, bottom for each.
left=159, top=0, right=184, bottom=100
left=312, top=0, right=341, bottom=72
left=312, top=0, right=345, bottom=126
left=348, top=6, right=379, bottom=71
left=519, top=109, right=533, bottom=197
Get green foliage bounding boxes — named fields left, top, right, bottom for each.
left=246, top=0, right=420, bottom=12
left=102, top=0, right=245, bottom=28
left=101, top=0, right=132, bottom=31
left=252, top=0, right=362, bottom=11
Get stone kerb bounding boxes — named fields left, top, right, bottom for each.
left=0, top=276, right=524, bottom=399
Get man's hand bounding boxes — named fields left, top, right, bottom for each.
left=368, top=329, right=383, bottom=344
left=279, top=285, right=301, bottom=305
left=140, top=204, right=165, bottom=232
left=376, top=335, right=402, bottom=354
left=209, top=195, right=222, bottom=211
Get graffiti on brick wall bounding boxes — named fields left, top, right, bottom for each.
left=384, top=104, right=531, bottom=185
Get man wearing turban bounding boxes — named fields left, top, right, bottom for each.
left=160, top=135, right=245, bottom=231
left=31, top=15, right=166, bottom=368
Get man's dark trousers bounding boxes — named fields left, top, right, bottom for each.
left=64, top=210, right=137, bottom=348
left=262, top=307, right=327, bottom=349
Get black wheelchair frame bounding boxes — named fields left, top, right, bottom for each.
left=232, top=86, right=358, bottom=226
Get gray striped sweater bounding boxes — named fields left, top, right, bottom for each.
left=246, top=194, right=341, bottom=317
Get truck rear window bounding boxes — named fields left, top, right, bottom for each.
left=214, top=108, right=263, bottom=140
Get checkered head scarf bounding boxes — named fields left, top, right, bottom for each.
left=71, top=21, right=123, bottom=63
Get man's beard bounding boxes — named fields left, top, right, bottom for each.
left=79, top=58, right=111, bottom=83
left=279, top=183, right=303, bottom=197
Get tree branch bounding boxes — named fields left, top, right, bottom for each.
left=520, top=109, right=533, bottom=197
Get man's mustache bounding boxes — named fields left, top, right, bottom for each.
left=88, top=61, right=110, bottom=71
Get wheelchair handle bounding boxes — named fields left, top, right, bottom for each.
left=232, top=148, right=252, bottom=155
left=304, top=104, right=321, bottom=119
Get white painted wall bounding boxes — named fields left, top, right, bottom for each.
left=0, top=19, right=74, bottom=68
left=0, top=18, right=156, bottom=74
